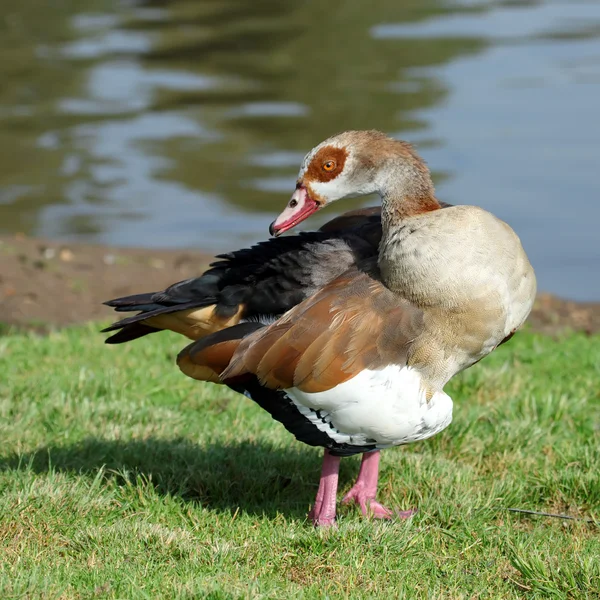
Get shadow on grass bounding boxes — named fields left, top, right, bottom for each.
left=0, top=438, right=360, bottom=520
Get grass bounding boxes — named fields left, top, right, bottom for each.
left=0, top=323, right=598, bottom=599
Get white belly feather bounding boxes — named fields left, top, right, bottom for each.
left=285, top=365, right=453, bottom=448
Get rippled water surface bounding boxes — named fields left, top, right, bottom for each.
left=1, top=0, right=599, bottom=299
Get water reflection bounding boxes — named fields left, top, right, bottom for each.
left=0, top=0, right=598, bottom=299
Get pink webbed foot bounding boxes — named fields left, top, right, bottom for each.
left=342, top=451, right=416, bottom=520
left=342, top=485, right=416, bottom=520
left=309, top=506, right=337, bottom=528
left=309, top=450, right=341, bottom=527
left=342, top=485, right=395, bottom=519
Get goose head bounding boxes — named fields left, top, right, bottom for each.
left=269, top=130, right=437, bottom=236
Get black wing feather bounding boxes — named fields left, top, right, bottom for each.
left=102, top=212, right=382, bottom=343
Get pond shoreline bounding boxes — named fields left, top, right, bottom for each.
left=1, top=233, right=599, bottom=336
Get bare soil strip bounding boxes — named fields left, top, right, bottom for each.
left=1, top=234, right=598, bottom=335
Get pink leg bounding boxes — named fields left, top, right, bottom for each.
left=308, top=450, right=341, bottom=527
left=342, top=451, right=416, bottom=520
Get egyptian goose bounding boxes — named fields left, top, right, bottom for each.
left=102, top=207, right=382, bottom=344
left=177, top=130, right=536, bottom=526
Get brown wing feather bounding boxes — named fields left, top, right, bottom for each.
left=178, top=339, right=241, bottom=383
left=241, top=322, right=293, bottom=375
left=145, top=305, right=244, bottom=340
left=296, top=327, right=357, bottom=392
left=293, top=328, right=342, bottom=391
left=221, top=260, right=425, bottom=392
left=177, top=322, right=264, bottom=384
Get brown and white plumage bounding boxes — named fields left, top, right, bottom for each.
left=179, top=130, right=536, bottom=526
left=221, top=262, right=423, bottom=393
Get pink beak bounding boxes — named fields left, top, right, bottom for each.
left=269, top=185, right=321, bottom=237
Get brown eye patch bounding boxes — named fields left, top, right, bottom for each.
left=305, top=145, right=347, bottom=183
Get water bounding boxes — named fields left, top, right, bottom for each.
left=0, top=0, right=599, bottom=300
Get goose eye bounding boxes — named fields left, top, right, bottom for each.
left=322, top=160, right=336, bottom=172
